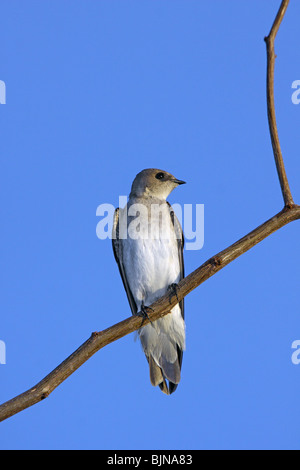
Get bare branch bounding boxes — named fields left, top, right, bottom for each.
left=1, top=205, right=299, bottom=422
left=0, top=0, right=298, bottom=423
left=264, top=0, right=294, bottom=207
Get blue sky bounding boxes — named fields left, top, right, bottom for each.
left=1, top=0, right=300, bottom=450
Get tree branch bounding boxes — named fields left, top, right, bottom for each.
left=0, top=0, right=298, bottom=423
left=264, top=0, right=294, bottom=208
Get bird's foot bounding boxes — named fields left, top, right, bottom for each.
left=135, top=301, right=154, bottom=325
left=168, top=283, right=179, bottom=303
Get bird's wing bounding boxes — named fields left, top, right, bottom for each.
left=112, top=208, right=138, bottom=316
left=167, top=201, right=185, bottom=319
left=165, top=202, right=185, bottom=394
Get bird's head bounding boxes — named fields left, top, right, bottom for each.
left=130, top=168, right=186, bottom=200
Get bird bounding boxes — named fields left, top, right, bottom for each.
left=112, top=168, right=186, bottom=394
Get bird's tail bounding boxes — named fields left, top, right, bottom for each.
left=139, top=310, right=185, bottom=395
left=148, top=349, right=182, bottom=395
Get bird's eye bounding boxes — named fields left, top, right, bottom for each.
left=155, top=172, right=165, bottom=180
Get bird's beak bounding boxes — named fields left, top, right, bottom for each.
left=172, top=178, right=186, bottom=185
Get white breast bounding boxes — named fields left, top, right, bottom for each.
left=121, top=201, right=181, bottom=308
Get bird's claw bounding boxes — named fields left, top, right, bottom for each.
left=168, top=283, right=179, bottom=303
left=136, top=301, right=154, bottom=325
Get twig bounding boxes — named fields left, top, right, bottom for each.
left=264, top=0, right=294, bottom=208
